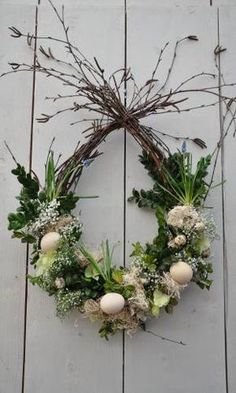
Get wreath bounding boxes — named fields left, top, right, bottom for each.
left=4, top=2, right=236, bottom=339
left=7, top=145, right=216, bottom=339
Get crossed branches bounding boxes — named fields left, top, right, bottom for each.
left=2, top=0, right=236, bottom=191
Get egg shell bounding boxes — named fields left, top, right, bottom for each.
left=169, top=261, right=193, bottom=285
left=40, top=232, right=61, bottom=253
left=100, top=293, right=125, bottom=315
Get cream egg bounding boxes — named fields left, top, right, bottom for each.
left=40, top=232, right=61, bottom=253
left=100, top=293, right=125, bottom=315
left=169, top=261, right=193, bottom=285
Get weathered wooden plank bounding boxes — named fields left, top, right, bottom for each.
left=128, top=0, right=211, bottom=6
left=218, top=6, right=236, bottom=393
left=125, top=5, right=226, bottom=393
left=213, top=1, right=236, bottom=5
left=23, top=3, right=125, bottom=393
left=0, top=4, right=36, bottom=393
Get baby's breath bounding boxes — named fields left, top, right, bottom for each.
left=28, top=199, right=60, bottom=236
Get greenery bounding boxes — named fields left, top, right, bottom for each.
left=8, top=164, right=40, bottom=242
left=8, top=151, right=86, bottom=244
left=129, top=151, right=212, bottom=210
left=80, top=241, right=135, bottom=300
left=8, top=148, right=216, bottom=338
left=129, top=150, right=215, bottom=294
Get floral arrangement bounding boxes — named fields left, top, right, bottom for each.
left=8, top=145, right=217, bottom=339
left=4, top=2, right=236, bottom=339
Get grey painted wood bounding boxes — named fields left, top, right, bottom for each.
left=213, top=1, right=236, bottom=4
left=125, top=5, right=227, bottom=393
left=22, top=3, right=125, bottom=393
left=0, top=4, right=36, bottom=393
left=0, top=2, right=235, bottom=393
left=128, top=0, right=212, bottom=6
left=218, top=6, right=236, bottom=393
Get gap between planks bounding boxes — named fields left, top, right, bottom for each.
left=217, top=7, right=229, bottom=393
left=122, top=1, right=128, bottom=393
left=21, top=5, right=39, bottom=393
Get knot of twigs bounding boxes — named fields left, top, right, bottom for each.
left=3, top=0, right=236, bottom=192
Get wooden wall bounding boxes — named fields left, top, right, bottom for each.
left=0, top=1, right=235, bottom=392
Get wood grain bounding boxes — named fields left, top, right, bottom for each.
left=0, top=4, right=36, bottom=393
left=23, top=3, right=125, bottom=393
left=0, top=2, right=235, bottom=393
left=218, top=6, right=236, bottom=393
left=125, top=4, right=226, bottom=393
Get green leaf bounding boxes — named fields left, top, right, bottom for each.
left=35, top=251, right=56, bottom=276
left=152, top=289, right=170, bottom=316
left=12, top=164, right=39, bottom=199
left=112, top=269, right=123, bottom=284
left=8, top=212, right=26, bottom=230
left=79, top=245, right=103, bottom=278
left=27, top=274, right=42, bottom=286
left=99, top=322, right=115, bottom=340
left=85, top=264, right=100, bottom=279
left=153, top=289, right=170, bottom=307
left=151, top=304, right=160, bottom=317
left=130, top=242, right=144, bottom=258
left=194, top=235, right=210, bottom=254
left=122, top=284, right=135, bottom=299
left=12, top=231, right=36, bottom=244
left=59, top=193, right=80, bottom=214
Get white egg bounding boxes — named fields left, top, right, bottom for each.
left=40, top=232, right=61, bottom=253
left=169, top=261, right=193, bottom=285
left=100, top=293, right=125, bottom=315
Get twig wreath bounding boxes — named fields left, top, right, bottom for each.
left=3, top=1, right=236, bottom=339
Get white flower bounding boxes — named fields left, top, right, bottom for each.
left=195, top=222, right=205, bottom=232
left=28, top=199, right=60, bottom=235
left=55, top=277, right=65, bottom=289
left=168, top=239, right=176, bottom=248
left=174, top=234, right=187, bottom=246
left=167, top=205, right=200, bottom=230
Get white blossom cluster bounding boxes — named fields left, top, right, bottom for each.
left=55, top=277, right=65, bottom=289
left=184, top=256, right=209, bottom=273
left=56, top=289, right=82, bottom=318
left=132, top=258, right=160, bottom=288
left=28, top=199, right=60, bottom=236
left=59, top=217, right=82, bottom=244
left=51, top=251, right=73, bottom=273
left=167, top=205, right=202, bottom=231
left=202, top=213, right=217, bottom=241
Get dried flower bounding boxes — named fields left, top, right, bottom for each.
left=55, top=277, right=65, bottom=289
left=195, top=222, right=205, bottom=232
left=160, top=272, right=187, bottom=299
left=174, top=234, right=186, bottom=247
left=202, top=248, right=211, bottom=258
left=167, top=205, right=200, bottom=230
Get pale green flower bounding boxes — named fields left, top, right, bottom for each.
left=151, top=289, right=170, bottom=316
left=36, top=250, right=56, bottom=276
left=194, top=235, right=210, bottom=254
